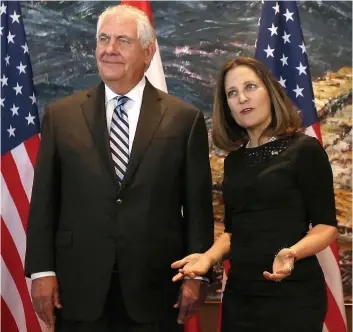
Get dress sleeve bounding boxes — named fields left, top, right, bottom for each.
left=222, top=156, right=233, bottom=233
left=295, top=136, right=337, bottom=227
left=223, top=202, right=233, bottom=233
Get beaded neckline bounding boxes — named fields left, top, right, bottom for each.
left=242, top=137, right=292, bottom=167
left=245, top=136, right=277, bottom=149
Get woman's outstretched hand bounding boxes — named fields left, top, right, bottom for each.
left=171, top=253, right=212, bottom=282
left=263, top=248, right=296, bottom=282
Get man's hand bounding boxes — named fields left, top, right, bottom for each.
left=31, top=276, right=62, bottom=329
left=174, top=279, right=208, bottom=324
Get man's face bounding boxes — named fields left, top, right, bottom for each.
left=96, top=14, right=154, bottom=92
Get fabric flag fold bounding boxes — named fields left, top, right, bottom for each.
left=121, top=0, right=167, bottom=93
left=1, top=1, right=44, bottom=331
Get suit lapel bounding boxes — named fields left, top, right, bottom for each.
left=81, top=83, right=120, bottom=190
left=120, top=81, right=166, bottom=192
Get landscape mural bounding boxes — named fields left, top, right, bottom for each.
left=21, top=1, right=352, bottom=303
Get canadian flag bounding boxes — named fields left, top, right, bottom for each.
left=121, top=0, right=167, bottom=93
left=120, top=1, right=201, bottom=332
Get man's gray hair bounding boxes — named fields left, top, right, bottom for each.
left=96, top=5, right=156, bottom=48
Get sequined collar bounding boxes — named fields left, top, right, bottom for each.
left=245, top=136, right=277, bottom=149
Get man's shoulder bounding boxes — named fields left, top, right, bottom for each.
left=48, top=86, right=97, bottom=110
left=154, top=88, right=199, bottom=114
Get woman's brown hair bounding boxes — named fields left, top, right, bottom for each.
left=212, top=57, right=301, bottom=151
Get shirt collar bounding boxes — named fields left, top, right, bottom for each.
left=104, top=76, right=146, bottom=105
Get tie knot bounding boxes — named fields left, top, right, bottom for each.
left=116, top=96, right=129, bottom=108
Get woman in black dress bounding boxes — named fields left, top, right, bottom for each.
left=172, top=57, right=337, bottom=332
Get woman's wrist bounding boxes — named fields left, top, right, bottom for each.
left=204, top=251, right=217, bottom=267
left=289, top=246, right=298, bottom=261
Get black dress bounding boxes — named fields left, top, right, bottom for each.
left=221, top=133, right=337, bottom=332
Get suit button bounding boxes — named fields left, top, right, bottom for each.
left=116, top=198, right=123, bottom=205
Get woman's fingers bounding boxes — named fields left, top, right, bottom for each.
left=181, top=270, right=197, bottom=279
left=171, top=258, right=187, bottom=269
left=263, top=270, right=290, bottom=282
left=263, top=271, right=282, bottom=281
left=263, top=271, right=273, bottom=280
left=172, top=254, right=206, bottom=283
left=172, top=269, right=198, bottom=282
left=275, top=263, right=293, bottom=275
left=172, top=272, right=185, bottom=282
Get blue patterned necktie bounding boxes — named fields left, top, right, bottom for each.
left=109, top=96, right=130, bottom=182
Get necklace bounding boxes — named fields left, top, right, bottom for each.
left=246, top=136, right=277, bottom=148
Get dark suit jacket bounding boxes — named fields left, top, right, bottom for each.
left=25, top=80, right=214, bottom=323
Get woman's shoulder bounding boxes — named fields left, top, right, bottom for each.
left=289, top=132, right=328, bottom=167
left=291, top=132, right=323, bottom=152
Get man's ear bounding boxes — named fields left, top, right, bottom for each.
left=144, top=41, right=156, bottom=67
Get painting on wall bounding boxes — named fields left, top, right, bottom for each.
left=22, top=1, right=352, bottom=303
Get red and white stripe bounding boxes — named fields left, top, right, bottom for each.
left=121, top=0, right=168, bottom=94
left=306, top=123, right=347, bottom=332
left=1, top=134, right=46, bottom=332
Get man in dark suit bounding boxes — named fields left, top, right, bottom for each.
left=25, top=4, right=214, bottom=332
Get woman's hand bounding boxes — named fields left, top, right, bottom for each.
left=263, top=248, right=296, bottom=282
left=171, top=253, right=212, bottom=282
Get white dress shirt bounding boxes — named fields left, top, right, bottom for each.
left=105, top=77, right=146, bottom=153
left=31, top=77, right=146, bottom=280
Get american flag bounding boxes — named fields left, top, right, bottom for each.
left=1, top=1, right=43, bottom=331
left=255, top=2, right=347, bottom=332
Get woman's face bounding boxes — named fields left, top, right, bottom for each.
left=224, top=65, right=272, bottom=132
